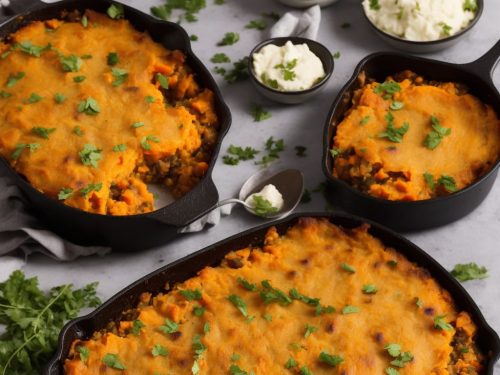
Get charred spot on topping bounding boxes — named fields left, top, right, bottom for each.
left=226, top=257, right=244, bottom=269
left=75, top=180, right=86, bottom=189
left=372, top=261, right=382, bottom=269
left=326, top=322, right=335, bottom=333
left=170, top=331, right=182, bottom=341
left=374, top=332, right=384, bottom=343
left=408, top=266, right=431, bottom=280
left=300, top=258, right=310, bottom=266
left=286, top=270, right=297, bottom=279
left=124, top=86, right=139, bottom=92
left=99, top=364, right=107, bottom=372
left=424, top=307, right=435, bottom=316
left=177, top=358, right=188, bottom=367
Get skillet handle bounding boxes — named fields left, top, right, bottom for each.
left=463, top=39, right=500, bottom=81
left=0, top=0, right=44, bottom=23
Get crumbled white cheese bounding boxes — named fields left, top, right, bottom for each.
left=253, top=41, right=325, bottom=92
left=363, top=0, right=477, bottom=42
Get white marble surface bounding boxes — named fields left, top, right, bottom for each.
left=1, top=0, right=500, bottom=371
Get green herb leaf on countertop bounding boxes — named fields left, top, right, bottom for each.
left=80, top=182, right=102, bottom=197
left=107, top=4, right=125, bottom=19
left=424, top=116, right=451, bottom=149
left=451, top=263, right=488, bottom=282
left=6, top=72, right=25, bottom=88
left=341, top=22, right=351, bottom=29
left=190, top=34, right=199, bottom=41
left=319, top=351, right=344, bottom=367
left=150, top=0, right=206, bottom=21
left=262, top=11, right=281, bottom=21
left=255, top=137, right=284, bottom=167
left=251, top=103, right=272, bottom=122
left=295, top=145, right=307, bottom=157
left=107, top=52, right=119, bottom=66
left=217, top=32, right=240, bottom=46
left=223, top=145, right=259, bottom=165
left=223, top=57, right=250, bottom=83
left=31, top=127, right=55, bottom=139
left=301, top=189, right=311, bottom=203
left=211, top=53, right=231, bottom=63
left=245, top=19, right=267, bottom=30
left=332, top=51, right=341, bottom=59
left=79, top=143, right=102, bottom=168
left=0, top=270, right=100, bottom=374
left=102, top=353, right=126, bottom=370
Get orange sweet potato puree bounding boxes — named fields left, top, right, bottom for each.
left=65, top=218, right=483, bottom=374
left=0, top=10, right=218, bottom=215
left=332, top=72, right=500, bottom=201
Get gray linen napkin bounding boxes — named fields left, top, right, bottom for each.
left=0, top=175, right=110, bottom=260
left=270, top=5, right=321, bottom=40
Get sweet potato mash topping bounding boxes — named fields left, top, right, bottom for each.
left=65, top=218, right=483, bottom=374
left=331, top=71, right=500, bottom=201
left=0, top=10, right=218, bottom=215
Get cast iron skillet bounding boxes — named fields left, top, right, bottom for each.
left=0, top=0, right=231, bottom=251
left=322, top=40, right=500, bottom=231
left=45, top=212, right=500, bottom=374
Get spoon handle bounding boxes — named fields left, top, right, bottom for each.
left=216, top=198, right=247, bottom=208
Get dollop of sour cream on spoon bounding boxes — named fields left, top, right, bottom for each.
left=245, top=184, right=284, bottom=217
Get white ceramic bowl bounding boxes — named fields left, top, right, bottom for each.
left=277, top=0, right=340, bottom=8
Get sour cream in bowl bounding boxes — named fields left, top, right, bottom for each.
left=248, top=37, right=334, bottom=104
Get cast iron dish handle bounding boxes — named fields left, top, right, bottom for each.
left=0, top=0, right=44, bottom=22
left=462, top=39, right=500, bottom=83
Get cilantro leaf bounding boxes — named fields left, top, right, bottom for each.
left=79, top=144, right=102, bottom=168
left=451, top=262, right=488, bottom=282
left=151, top=344, right=168, bottom=357
left=107, top=4, right=125, bottom=19
left=423, top=172, right=435, bottom=190
left=80, top=182, right=102, bottom=197
left=76, top=346, right=90, bottom=364
left=211, top=53, right=231, bottom=63
left=259, top=280, right=292, bottom=306
left=285, top=357, right=297, bottom=369
left=245, top=19, right=267, bottom=30
left=58, top=187, right=73, bottom=200
left=24, top=93, right=43, bottom=104
left=304, top=323, right=317, bottom=338
left=180, top=289, right=202, bottom=300
left=341, top=262, right=356, bottom=273
left=217, top=32, right=240, bottom=46
left=437, top=175, right=457, bottom=193
left=238, top=277, right=257, bottom=291
left=250, top=103, right=271, bottom=122
left=190, top=34, right=199, bottom=41
left=5, top=72, right=25, bottom=88
left=60, top=54, right=82, bottom=72
left=156, top=73, right=169, bottom=89
left=342, top=305, right=360, bottom=314
left=31, top=127, right=56, bottom=139
left=111, top=67, right=128, bottom=86
left=113, top=144, right=127, bottom=152
left=434, top=315, right=453, bottom=331
left=159, top=318, right=179, bottom=334
left=77, top=97, right=100, bottom=115
left=54, top=93, right=66, bottom=104
left=424, top=116, right=451, bottom=149
left=102, top=353, right=126, bottom=370
left=140, top=135, right=160, bottom=150
left=362, top=284, right=378, bottom=294
left=378, top=112, right=409, bottom=143
left=107, top=52, right=119, bottom=66
left=319, top=351, right=344, bottom=366
left=228, top=294, right=249, bottom=318
left=131, top=320, right=145, bottom=336
left=223, top=57, right=250, bottom=83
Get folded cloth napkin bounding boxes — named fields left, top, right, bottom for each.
left=270, top=5, right=321, bottom=40
left=0, top=175, right=110, bottom=260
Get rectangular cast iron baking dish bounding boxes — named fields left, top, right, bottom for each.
left=45, top=212, right=500, bottom=374
left=322, top=41, right=500, bottom=231
left=0, top=0, right=231, bottom=251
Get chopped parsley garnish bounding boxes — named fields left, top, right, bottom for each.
left=58, top=187, right=73, bottom=200
left=81, top=54, right=92, bottom=60
left=330, top=147, right=341, bottom=158
left=385, top=343, right=401, bottom=357
left=387, top=260, right=398, bottom=267
left=423, top=172, right=435, bottom=190
left=150, top=0, right=206, bottom=22
left=360, top=115, right=370, bottom=125
left=111, top=67, right=128, bottom=86
left=203, top=322, right=210, bottom=333
left=415, top=297, right=423, bottom=308
left=77, top=97, right=100, bottom=115
left=262, top=11, right=280, bottom=20
left=295, top=145, right=307, bottom=157
left=131, top=121, right=145, bottom=128
left=15, top=41, right=50, bottom=57
left=255, top=137, right=284, bottom=166
left=434, top=315, right=453, bottom=331
left=222, top=145, right=259, bottom=165
left=217, top=32, right=240, bottom=46
left=140, top=135, right=160, bottom=150
left=263, top=313, right=272, bottom=322
left=451, top=262, right=488, bottom=282
left=250, top=103, right=271, bottom=122
left=300, top=366, right=313, bottom=375
left=289, top=288, right=320, bottom=306
left=145, top=95, right=156, bottom=103
left=260, top=280, right=292, bottom=306
left=81, top=15, right=88, bottom=28
left=79, top=144, right=102, bottom=168
left=238, top=277, right=257, bottom=291
left=463, top=0, right=478, bottom=12
left=369, top=0, right=381, bottom=10
left=24, top=93, right=43, bottom=104
left=332, top=51, right=341, bottom=59
left=301, top=189, right=312, bottom=203
left=245, top=19, right=267, bottom=30
left=60, top=54, right=82, bottom=72
left=260, top=73, right=279, bottom=89
left=386, top=368, right=399, bottom=375
left=437, top=175, right=457, bottom=193
left=31, top=127, right=55, bottom=139
left=274, top=58, right=297, bottom=81
left=341, top=22, right=351, bottom=28
left=192, top=334, right=206, bottom=358
left=107, top=4, right=125, bottom=19
left=378, top=112, right=409, bottom=143
left=251, top=195, right=278, bottom=217
left=223, top=57, right=250, bottom=83
left=215, top=0, right=225, bottom=4
left=73, top=126, right=84, bottom=136
left=342, top=305, right=360, bottom=314
left=131, top=320, right=145, bottom=336
left=112, top=144, right=126, bottom=153
left=76, top=346, right=90, bottom=364
left=11, top=143, right=40, bottom=160
left=54, top=93, right=66, bottom=103
left=153, top=73, right=168, bottom=90
left=211, top=53, right=231, bottom=63
left=190, top=34, right=199, bottom=41
left=73, top=75, right=86, bottom=83
left=80, top=182, right=102, bottom=197
left=304, top=323, right=317, bottom=338
left=193, top=306, right=206, bottom=316
left=185, top=13, right=198, bottom=22
left=159, top=318, right=179, bottom=334
left=6, top=72, right=25, bottom=88
left=102, top=353, right=126, bottom=370
left=107, top=52, right=119, bottom=65
left=0, top=90, right=11, bottom=98
left=231, top=353, right=241, bottom=362
left=228, top=294, right=249, bottom=318
left=315, top=304, right=335, bottom=316
left=374, top=81, right=400, bottom=97
left=390, top=101, right=404, bottom=110
left=384, top=343, right=413, bottom=369
left=151, top=344, right=168, bottom=357
left=319, top=351, right=344, bottom=366
left=341, top=262, right=356, bottom=273
left=424, top=116, right=451, bottom=149
left=439, top=22, right=452, bottom=36
left=285, top=357, right=297, bottom=369
left=180, top=288, right=202, bottom=300
left=362, top=284, right=378, bottom=294
left=229, top=364, right=250, bottom=375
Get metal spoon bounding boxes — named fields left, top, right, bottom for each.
left=216, top=168, right=304, bottom=219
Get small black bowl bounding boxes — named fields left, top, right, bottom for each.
left=362, top=0, right=483, bottom=53
left=248, top=37, right=334, bottom=104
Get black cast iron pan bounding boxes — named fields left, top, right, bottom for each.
left=322, top=41, right=500, bottom=231
left=0, top=0, right=231, bottom=251
left=45, top=212, right=500, bottom=374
